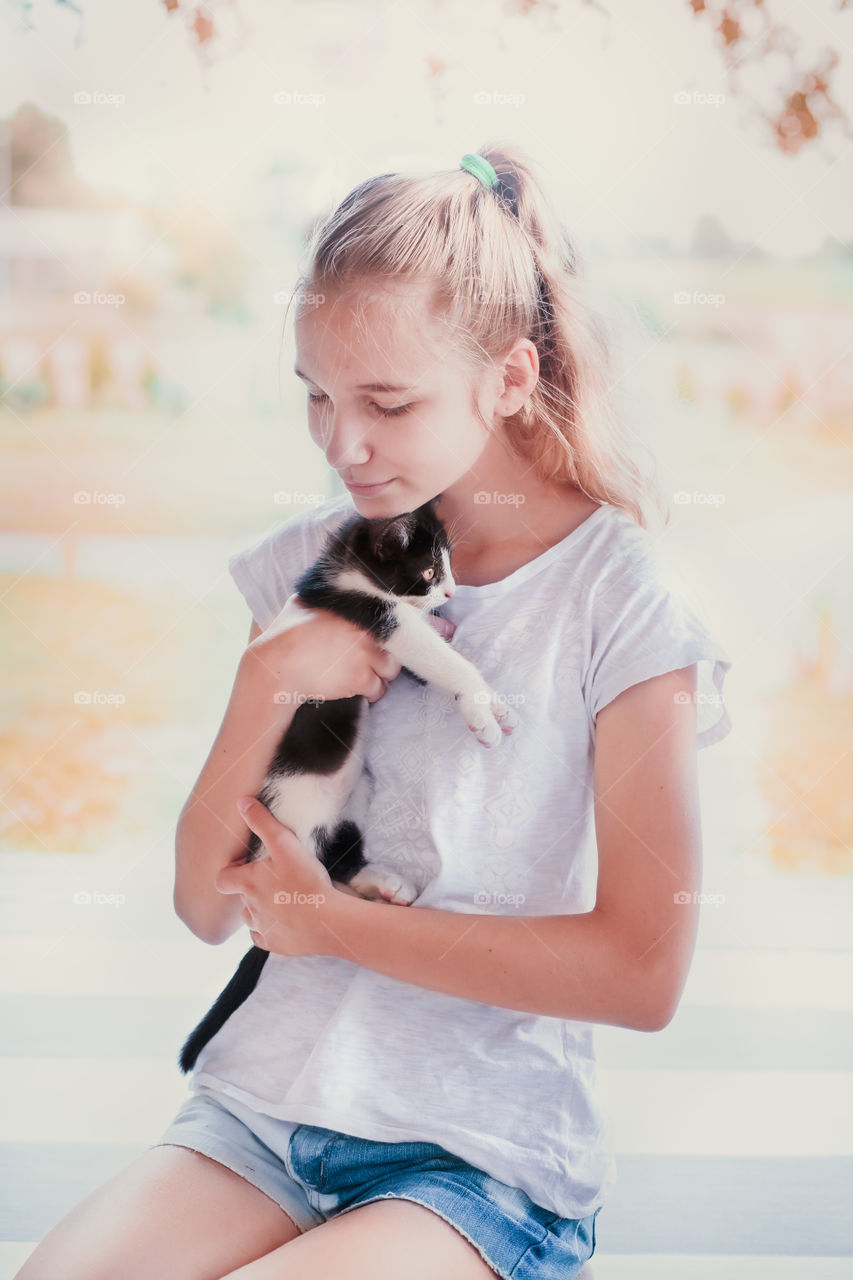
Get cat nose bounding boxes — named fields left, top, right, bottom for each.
left=444, top=588, right=454, bottom=599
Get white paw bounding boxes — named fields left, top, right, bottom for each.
left=458, top=690, right=518, bottom=748
left=347, top=864, right=419, bottom=905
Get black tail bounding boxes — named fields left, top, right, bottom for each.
left=178, top=945, right=269, bottom=1074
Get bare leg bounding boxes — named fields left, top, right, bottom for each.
left=217, top=1198, right=500, bottom=1279
left=13, top=1144, right=302, bottom=1280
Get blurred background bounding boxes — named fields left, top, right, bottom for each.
left=1, top=1, right=851, bottom=1277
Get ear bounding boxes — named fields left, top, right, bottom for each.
left=372, top=512, right=416, bottom=559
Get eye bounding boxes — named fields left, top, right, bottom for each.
left=422, top=567, right=435, bottom=581
left=372, top=402, right=412, bottom=418
left=306, top=393, right=412, bottom=419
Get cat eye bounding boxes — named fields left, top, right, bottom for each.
left=307, top=393, right=412, bottom=419
left=422, top=567, right=436, bottom=580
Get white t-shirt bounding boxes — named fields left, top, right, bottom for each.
left=191, top=494, right=732, bottom=1219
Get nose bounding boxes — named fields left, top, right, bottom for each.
left=319, top=410, right=371, bottom=470
left=444, top=588, right=454, bottom=599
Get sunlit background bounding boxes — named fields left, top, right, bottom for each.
left=1, top=1, right=852, bottom=1276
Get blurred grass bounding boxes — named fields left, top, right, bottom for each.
left=0, top=403, right=330, bottom=536
left=0, top=572, right=236, bottom=852
left=761, top=608, right=853, bottom=876
left=1, top=321, right=852, bottom=868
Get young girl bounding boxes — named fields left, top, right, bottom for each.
left=17, top=145, right=732, bottom=1280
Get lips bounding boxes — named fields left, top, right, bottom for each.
left=344, top=478, right=394, bottom=493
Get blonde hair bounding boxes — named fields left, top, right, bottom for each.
left=287, top=141, right=668, bottom=530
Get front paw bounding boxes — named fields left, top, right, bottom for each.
left=458, top=690, right=518, bottom=747
left=347, top=864, right=419, bottom=905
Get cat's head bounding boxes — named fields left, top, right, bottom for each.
left=346, top=497, right=455, bottom=609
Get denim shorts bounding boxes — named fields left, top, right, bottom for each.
left=153, top=1089, right=600, bottom=1280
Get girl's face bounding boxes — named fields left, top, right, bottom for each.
left=293, top=280, right=495, bottom=518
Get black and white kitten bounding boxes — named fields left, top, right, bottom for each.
left=178, top=497, right=517, bottom=1073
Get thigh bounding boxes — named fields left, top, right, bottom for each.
left=218, top=1198, right=498, bottom=1280
left=13, top=1143, right=302, bottom=1280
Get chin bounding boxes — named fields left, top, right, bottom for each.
left=353, top=494, right=417, bottom=519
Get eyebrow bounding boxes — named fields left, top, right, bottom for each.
left=293, top=367, right=415, bottom=394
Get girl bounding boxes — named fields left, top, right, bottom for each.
left=17, top=145, right=732, bottom=1280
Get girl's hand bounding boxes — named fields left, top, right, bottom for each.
left=247, top=593, right=454, bottom=705
left=215, top=796, right=341, bottom=957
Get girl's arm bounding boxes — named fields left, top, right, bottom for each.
left=173, top=618, right=300, bottom=945
left=322, top=664, right=702, bottom=1032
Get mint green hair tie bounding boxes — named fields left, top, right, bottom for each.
left=459, top=153, right=499, bottom=189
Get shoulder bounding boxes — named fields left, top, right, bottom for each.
left=570, top=506, right=733, bottom=750
left=575, top=505, right=673, bottom=591
left=227, top=492, right=358, bottom=630
left=571, top=505, right=710, bottom=630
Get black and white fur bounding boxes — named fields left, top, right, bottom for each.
left=178, top=497, right=517, bottom=1073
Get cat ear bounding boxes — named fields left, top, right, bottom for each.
left=373, top=513, right=416, bottom=559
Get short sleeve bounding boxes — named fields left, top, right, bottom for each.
left=584, top=549, right=733, bottom=750
left=227, top=523, right=306, bottom=632
left=227, top=497, right=354, bottom=632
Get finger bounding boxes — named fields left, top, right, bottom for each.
left=365, top=674, right=387, bottom=704
left=215, top=864, right=246, bottom=895
left=376, top=653, right=402, bottom=680
left=241, top=904, right=261, bottom=931
left=237, top=795, right=278, bottom=838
